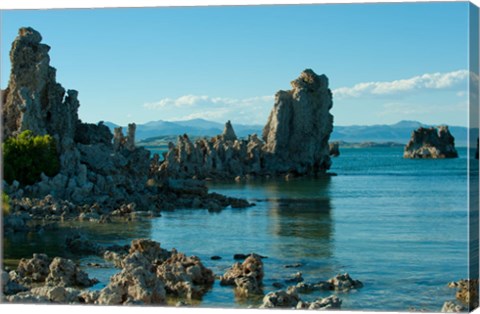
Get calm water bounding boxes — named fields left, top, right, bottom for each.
left=3, top=147, right=473, bottom=311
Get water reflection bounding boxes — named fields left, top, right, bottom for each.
left=3, top=219, right=153, bottom=268
left=262, top=178, right=333, bottom=259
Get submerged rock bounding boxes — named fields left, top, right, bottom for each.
left=404, top=126, right=458, bottom=159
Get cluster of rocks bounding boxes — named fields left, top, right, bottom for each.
left=260, top=272, right=362, bottom=310
left=2, top=253, right=97, bottom=303
left=1, top=27, right=252, bottom=230
left=260, top=286, right=342, bottom=310
left=404, top=126, right=458, bottom=159
left=154, top=69, right=334, bottom=180
left=441, top=279, right=479, bottom=312
left=2, top=239, right=215, bottom=305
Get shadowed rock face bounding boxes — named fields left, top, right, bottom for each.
left=157, top=69, right=334, bottom=179
left=403, top=126, right=458, bottom=159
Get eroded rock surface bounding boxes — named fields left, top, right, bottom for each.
left=2, top=27, right=251, bottom=221
left=220, top=253, right=264, bottom=297
left=404, top=126, right=458, bottom=159
left=98, top=239, right=214, bottom=305
left=156, top=69, right=334, bottom=180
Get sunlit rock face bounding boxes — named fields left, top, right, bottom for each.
left=262, top=69, right=334, bottom=175
left=403, top=126, right=458, bottom=159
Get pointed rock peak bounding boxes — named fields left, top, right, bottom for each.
left=222, top=120, right=237, bottom=142
left=291, top=69, right=328, bottom=91
left=18, top=27, right=43, bottom=44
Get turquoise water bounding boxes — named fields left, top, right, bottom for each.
left=3, top=147, right=472, bottom=311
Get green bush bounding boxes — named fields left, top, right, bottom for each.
left=3, top=130, right=60, bottom=185
left=2, top=192, right=11, bottom=216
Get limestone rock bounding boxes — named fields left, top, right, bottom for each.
left=260, top=286, right=301, bottom=309
left=262, top=69, right=333, bottom=175
left=156, top=249, right=215, bottom=299
left=157, top=69, right=334, bottom=180
left=97, top=251, right=166, bottom=305
left=98, top=239, right=214, bottom=304
left=222, top=120, right=238, bottom=142
left=15, top=253, right=51, bottom=286
left=220, top=254, right=264, bottom=297
left=404, top=126, right=458, bottom=159
left=45, top=257, right=97, bottom=287
left=327, top=273, right=363, bottom=291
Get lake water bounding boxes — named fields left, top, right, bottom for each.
left=3, top=147, right=473, bottom=311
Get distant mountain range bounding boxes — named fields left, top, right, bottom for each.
left=103, top=119, right=468, bottom=147
left=103, top=119, right=263, bottom=141
left=330, top=120, right=468, bottom=146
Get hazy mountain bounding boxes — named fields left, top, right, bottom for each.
left=102, top=119, right=468, bottom=147
left=103, top=118, right=264, bottom=141
left=330, top=120, right=468, bottom=146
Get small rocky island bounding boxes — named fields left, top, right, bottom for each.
left=403, top=126, right=458, bottom=159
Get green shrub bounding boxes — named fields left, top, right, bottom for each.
left=3, top=130, right=60, bottom=185
left=2, top=192, right=11, bottom=216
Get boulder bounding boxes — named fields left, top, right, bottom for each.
left=404, top=126, right=458, bottom=159
left=260, top=286, right=301, bottom=308
left=220, top=253, right=264, bottom=297
left=45, top=257, right=97, bottom=287
left=15, top=253, right=51, bottom=286
left=327, top=273, right=363, bottom=291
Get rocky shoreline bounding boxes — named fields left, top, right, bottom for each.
left=2, top=237, right=364, bottom=309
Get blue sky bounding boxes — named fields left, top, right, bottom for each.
left=0, top=2, right=472, bottom=126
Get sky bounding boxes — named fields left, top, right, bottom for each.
left=0, top=1, right=474, bottom=127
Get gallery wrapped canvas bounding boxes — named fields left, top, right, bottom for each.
left=0, top=1, right=479, bottom=313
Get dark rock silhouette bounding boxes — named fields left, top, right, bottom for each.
left=403, top=126, right=458, bottom=159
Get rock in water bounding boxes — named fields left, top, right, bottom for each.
left=329, top=141, right=340, bottom=157
left=157, top=69, right=334, bottom=179
left=263, top=69, right=333, bottom=175
left=403, top=126, right=458, bottom=159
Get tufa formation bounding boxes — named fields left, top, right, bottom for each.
left=156, top=69, right=334, bottom=180
left=403, top=126, right=458, bottom=159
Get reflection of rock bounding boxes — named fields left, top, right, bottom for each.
left=329, top=142, right=340, bottom=157
left=404, top=126, right=458, bottom=159
left=157, top=69, right=334, bottom=179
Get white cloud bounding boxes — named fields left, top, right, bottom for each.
left=333, top=70, right=469, bottom=99
left=143, top=94, right=274, bottom=124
